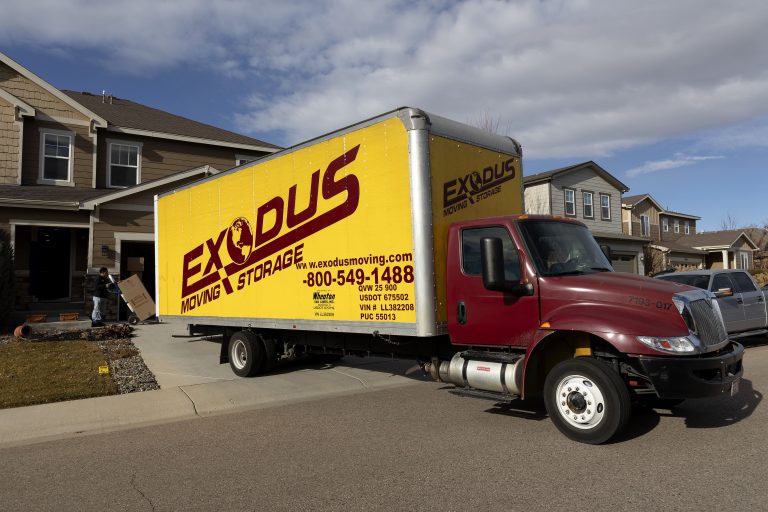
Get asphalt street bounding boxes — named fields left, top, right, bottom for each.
left=1, top=339, right=767, bottom=512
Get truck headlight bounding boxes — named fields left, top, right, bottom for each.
left=637, top=336, right=696, bottom=353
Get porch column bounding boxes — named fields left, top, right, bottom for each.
left=721, top=249, right=729, bottom=269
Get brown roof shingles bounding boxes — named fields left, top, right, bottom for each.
left=63, top=91, right=280, bottom=150
left=0, top=184, right=109, bottom=208
left=677, top=229, right=756, bottom=249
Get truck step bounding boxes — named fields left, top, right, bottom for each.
left=448, top=387, right=519, bottom=403
left=460, top=350, right=523, bottom=364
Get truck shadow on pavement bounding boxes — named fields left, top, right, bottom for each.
left=619, top=378, right=762, bottom=441
left=653, top=378, right=761, bottom=429
left=451, top=378, right=761, bottom=443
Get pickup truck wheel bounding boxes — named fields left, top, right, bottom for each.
left=229, top=331, right=263, bottom=377
left=544, top=358, right=631, bottom=445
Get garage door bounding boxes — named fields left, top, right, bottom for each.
left=611, top=253, right=637, bottom=273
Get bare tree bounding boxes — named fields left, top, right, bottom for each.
left=470, top=111, right=510, bottom=136
left=720, top=211, right=738, bottom=230
left=643, top=245, right=668, bottom=276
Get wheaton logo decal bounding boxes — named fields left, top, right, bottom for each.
left=179, top=145, right=361, bottom=312
left=442, top=157, right=516, bottom=216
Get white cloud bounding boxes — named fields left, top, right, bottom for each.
left=3, top=0, right=768, bottom=157
left=625, top=154, right=724, bottom=177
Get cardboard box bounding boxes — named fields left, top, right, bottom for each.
left=118, top=274, right=156, bottom=321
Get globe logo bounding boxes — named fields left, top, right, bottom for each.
left=226, top=217, right=254, bottom=265
left=469, top=171, right=483, bottom=193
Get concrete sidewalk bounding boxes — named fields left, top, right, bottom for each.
left=0, top=321, right=427, bottom=448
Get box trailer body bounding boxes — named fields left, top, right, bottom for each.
left=156, top=108, right=743, bottom=444
left=156, top=108, right=521, bottom=336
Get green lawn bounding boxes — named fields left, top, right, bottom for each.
left=0, top=340, right=117, bottom=409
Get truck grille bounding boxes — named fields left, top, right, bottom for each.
left=688, top=299, right=728, bottom=347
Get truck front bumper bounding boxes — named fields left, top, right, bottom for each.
left=636, top=342, right=744, bottom=399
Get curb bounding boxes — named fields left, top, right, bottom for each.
left=0, top=388, right=196, bottom=448
left=0, top=360, right=425, bottom=448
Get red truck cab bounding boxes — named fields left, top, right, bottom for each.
left=436, top=215, right=744, bottom=443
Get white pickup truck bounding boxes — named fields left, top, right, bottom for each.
left=656, top=269, right=768, bottom=338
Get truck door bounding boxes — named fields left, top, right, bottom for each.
left=447, top=225, right=539, bottom=347
left=711, top=273, right=746, bottom=332
left=730, top=271, right=767, bottom=331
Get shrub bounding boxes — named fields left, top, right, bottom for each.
left=0, top=229, right=15, bottom=330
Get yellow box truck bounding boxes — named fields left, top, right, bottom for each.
left=156, top=107, right=742, bottom=444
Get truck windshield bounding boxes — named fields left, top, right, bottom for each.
left=518, top=219, right=613, bottom=277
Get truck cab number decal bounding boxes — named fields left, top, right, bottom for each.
left=628, top=296, right=672, bottom=311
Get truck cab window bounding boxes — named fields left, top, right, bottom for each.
left=731, top=272, right=757, bottom=293
left=461, top=227, right=520, bottom=281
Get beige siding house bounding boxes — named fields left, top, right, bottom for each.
left=0, top=51, right=280, bottom=321
left=523, top=162, right=649, bottom=274
left=621, top=194, right=704, bottom=273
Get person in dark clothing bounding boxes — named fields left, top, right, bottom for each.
left=92, top=267, right=109, bottom=327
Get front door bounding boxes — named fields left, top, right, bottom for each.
left=118, top=241, right=155, bottom=320
left=447, top=225, right=539, bottom=347
left=29, top=227, right=71, bottom=300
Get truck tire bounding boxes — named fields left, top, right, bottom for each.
left=229, top=331, right=263, bottom=377
left=544, top=358, right=631, bottom=444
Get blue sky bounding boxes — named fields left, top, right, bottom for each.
left=2, top=0, right=767, bottom=232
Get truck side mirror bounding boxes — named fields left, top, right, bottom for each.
left=480, top=237, right=534, bottom=296
left=481, top=237, right=506, bottom=291
left=714, top=287, right=733, bottom=297
left=600, top=244, right=612, bottom=261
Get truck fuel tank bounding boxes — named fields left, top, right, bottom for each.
left=428, top=351, right=523, bottom=396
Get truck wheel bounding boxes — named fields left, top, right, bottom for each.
left=544, top=358, right=631, bottom=444
left=229, top=331, right=263, bottom=377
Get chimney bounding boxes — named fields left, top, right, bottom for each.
left=102, top=90, right=106, bottom=103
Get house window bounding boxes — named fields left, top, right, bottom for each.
left=600, top=193, right=611, bottom=220
left=564, top=188, right=576, bottom=216
left=674, top=219, right=680, bottom=233
left=684, top=220, right=690, bottom=234
left=662, top=217, right=668, bottom=232
left=235, top=154, right=257, bottom=166
left=582, top=191, right=593, bottom=219
left=740, top=253, right=749, bottom=269
left=108, top=142, right=142, bottom=188
left=39, top=130, right=74, bottom=185
left=640, top=214, right=650, bottom=237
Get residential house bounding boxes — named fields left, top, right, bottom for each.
left=0, top=51, right=280, bottom=320
left=621, top=194, right=705, bottom=273
left=676, top=230, right=759, bottom=270
left=523, top=161, right=649, bottom=274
